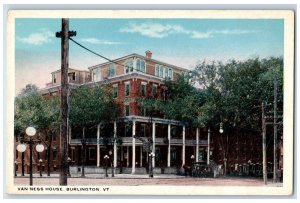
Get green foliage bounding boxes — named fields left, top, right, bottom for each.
left=69, top=84, right=121, bottom=128
left=14, top=89, right=60, bottom=136
left=141, top=57, right=283, bottom=133
left=193, top=57, right=283, bottom=131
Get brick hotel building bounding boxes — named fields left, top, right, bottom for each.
left=15, top=51, right=278, bottom=176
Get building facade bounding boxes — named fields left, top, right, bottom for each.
left=15, top=51, right=279, bottom=177
left=15, top=51, right=211, bottom=175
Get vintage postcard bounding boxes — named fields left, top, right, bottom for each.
left=6, top=10, right=294, bottom=195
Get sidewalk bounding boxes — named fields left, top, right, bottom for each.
left=15, top=173, right=186, bottom=179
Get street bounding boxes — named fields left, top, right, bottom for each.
left=14, top=174, right=282, bottom=187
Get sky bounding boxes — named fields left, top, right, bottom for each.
left=15, top=18, right=284, bottom=94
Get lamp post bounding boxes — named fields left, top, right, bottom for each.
left=109, top=150, right=114, bottom=177
left=104, top=155, right=109, bottom=178
left=38, top=159, right=43, bottom=177
left=67, top=157, right=71, bottom=177
left=14, top=161, right=18, bottom=177
left=219, top=122, right=227, bottom=176
left=27, top=127, right=35, bottom=186
left=17, top=143, right=26, bottom=176
left=190, top=155, right=195, bottom=177
left=149, top=152, right=155, bottom=178
left=191, top=155, right=195, bottom=165
left=248, top=160, right=252, bottom=176
left=16, top=127, right=45, bottom=186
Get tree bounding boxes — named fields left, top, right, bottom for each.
left=192, top=57, right=283, bottom=172
left=68, top=84, right=121, bottom=176
left=69, top=84, right=121, bottom=128
left=15, top=84, right=60, bottom=176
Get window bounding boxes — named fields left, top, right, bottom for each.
left=125, top=59, right=134, bottom=73
left=152, top=84, right=157, bottom=95
left=71, top=148, right=75, bottom=161
left=108, top=64, right=115, bottom=77
left=53, top=148, right=57, bottom=160
left=141, top=105, right=146, bottom=116
left=125, top=104, right=130, bottom=116
left=168, top=68, right=173, bottom=79
left=89, top=148, right=96, bottom=160
left=141, top=82, right=146, bottom=96
left=164, top=67, right=168, bottom=78
left=136, top=59, right=146, bottom=73
left=155, top=65, right=159, bottom=76
left=68, top=72, right=76, bottom=81
left=140, top=124, right=146, bottom=136
left=159, top=65, right=164, bottom=78
left=125, top=82, right=130, bottom=96
left=93, top=68, right=101, bottom=82
left=140, top=60, right=145, bottom=72
left=53, top=74, right=56, bottom=83
left=136, top=59, right=140, bottom=71
left=113, top=84, right=118, bottom=98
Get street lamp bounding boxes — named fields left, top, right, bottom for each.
left=17, top=143, right=26, bottom=176
left=191, top=155, right=195, bottom=165
left=16, top=127, right=45, bottom=186
left=14, top=161, right=18, bottom=177
left=104, top=155, right=109, bottom=178
left=219, top=122, right=224, bottom=134
left=109, top=150, right=114, bottom=177
left=248, top=160, right=252, bottom=176
left=149, top=152, right=155, bottom=178
left=67, top=157, right=71, bottom=177
left=38, top=159, right=43, bottom=177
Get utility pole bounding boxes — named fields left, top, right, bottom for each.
left=273, top=74, right=278, bottom=182
left=262, top=101, right=267, bottom=185
left=56, top=18, right=76, bottom=186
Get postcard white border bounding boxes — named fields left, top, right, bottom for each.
left=6, top=10, right=294, bottom=195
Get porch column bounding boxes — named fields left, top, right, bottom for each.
left=196, top=128, right=199, bottom=162
left=68, top=126, right=71, bottom=144
left=182, top=126, right=186, bottom=166
left=126, top=146, right=129, bottom=167
left=132, top=120, right=136, bottom=174
left=152, top=122, right=156, bottom=168
left=207, top=128, right=211, bottom=165
left=113, top=121, right=117, bottom=167
left=167, top=124, right=171, bottom=167
left=140, top=146, right=143, bottom=167
left=97, top=124, right=100, bottom=167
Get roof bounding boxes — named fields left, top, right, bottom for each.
left=51, top=68, right=90, bottom=74
left=87, top=53, right=190, bottom=72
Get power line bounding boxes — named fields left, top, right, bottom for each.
left=69, top=37, right=125, bottom=67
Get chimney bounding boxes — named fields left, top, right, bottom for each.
left=145, top=50, right=152, bottom=58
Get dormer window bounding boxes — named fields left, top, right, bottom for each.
left=93, top=68, right=101, bottom=82
left=159, top=65, right=164, bottom=78
left=136, top=59, right=146, bottom=73
left=168, top=68, right=173, bottom=80
left=125, top=59, right=134, bottom=73
left=108, top=63, right=115, bottom=77
left=53, top=74, right=56, bottom=83
left=155, top=65, right=159, bottom=76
